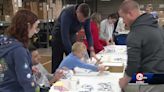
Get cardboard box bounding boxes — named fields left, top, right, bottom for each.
left=24, top=2, right=31, bottom=10
left=30, top=2, right=38, bottom=16
left=38, top=3, right=44, bottom=19
left=12, top=0, right=19, bottom=14
left=43, top=2, right=48, bottom=20
left=48, top=8, right=53, bottom=19
left=52, top=3, right=56, bottom=19
left=53, top=0, right=62, bottom=19
left=103, top=63, right=124, bottom=72
left=0, top=15, right=5, bottom=21
left=106, top=66, right=124, bottom=72
left=47, top=0, right=53, bottom=8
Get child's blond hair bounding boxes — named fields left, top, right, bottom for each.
left=72, top=42, right=86, bottom=53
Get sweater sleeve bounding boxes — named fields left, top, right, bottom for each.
left=83, top=18, right=93, bottom=47
left=100, top=20, right=107, bottom=40
left=75, top=58, right=98, bottom=71
left=13, top=47, right=36, bottom=92
left=125, top=32, right=141, bottom=77
left=60, top=11, right=72, bottom=54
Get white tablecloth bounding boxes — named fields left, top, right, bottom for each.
left=74, top=72, right=123, bottom=92
left=97, top=45, right=127, bottom=67
left=49, top=45, right=127, bottom=92
left=49, top=72, right=123, bottom=92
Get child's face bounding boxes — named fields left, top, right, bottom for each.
left=31, top=50, right=41, bottom=65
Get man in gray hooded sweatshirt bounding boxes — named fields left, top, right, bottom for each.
left=118, top=0, right=164, bottom=92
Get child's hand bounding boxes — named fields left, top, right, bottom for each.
left=50, top=69, right=65, bottom=85
left=32, top=66, right=41, bottom=79
left=32, top=66, right=39, bottom=74
left=53, top=69, right=65, bottom=81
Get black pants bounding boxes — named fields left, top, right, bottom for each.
left=51, top=32, right=70, bottom=73
left=51, top=36, right=62, bottom=73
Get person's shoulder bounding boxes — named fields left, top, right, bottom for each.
left=101, top=19, right=108, bottom=24
left=13, top=45, right=26, bottom=52
left=66, top=53, right=75, bottom=59
left=12, top=46, right=28, bottom=56
left=62, top=5, right=76, bottom=16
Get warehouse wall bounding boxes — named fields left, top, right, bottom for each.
left=97, top=0, right=164, bottom=19
left=97, top=0, right=122, bottom=19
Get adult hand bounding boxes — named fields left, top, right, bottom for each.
left=119, top=74, right=132, bottom=89
left=90, top=51, right=97, bottom=59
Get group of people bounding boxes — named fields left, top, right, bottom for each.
left=0, top=3, right=107, bottom=92
left=51, top=3, right=120, bottom=73
left=0, top=0, right=164, bottom=92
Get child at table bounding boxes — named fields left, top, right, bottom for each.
left=58, top=42, right=105, bottom=72
left=29, top=46, right=65, bottom=87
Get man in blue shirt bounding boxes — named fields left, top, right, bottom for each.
left=52, top=3, right=97, bottom=73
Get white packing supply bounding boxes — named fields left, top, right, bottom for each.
left=74, top=67, right=92, bottom=73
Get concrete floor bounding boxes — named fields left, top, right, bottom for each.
left=38, top=47, right=52, bottom=56
left=37, top=48, right=52, bottom=73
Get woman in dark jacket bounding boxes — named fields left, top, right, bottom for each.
left=0, top=10, right=40, bottom=92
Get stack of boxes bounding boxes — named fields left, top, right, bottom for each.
left=0, top=0, right=63, bottom=21
left=0, top=0, right=13, bottom=22
left=24, top=0, right=63, bottom=20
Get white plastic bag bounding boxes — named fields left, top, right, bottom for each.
left=33, top=63, right=50, bottom=87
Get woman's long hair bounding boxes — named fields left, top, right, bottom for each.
left=6, top=9, right=38, bottom=48
left=91, top=13, right=101, bottom=28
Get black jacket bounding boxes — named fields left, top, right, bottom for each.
left=126, top=13, right=164, bottom=77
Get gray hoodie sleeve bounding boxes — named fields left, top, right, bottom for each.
left=125, top=31, right=142, bottom=77
left=13, top=47, right=36, bottom=92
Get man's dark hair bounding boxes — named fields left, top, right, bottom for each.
left=78, top=3, right=90, bottom=18
left=107, top=13, right=119, bottom=19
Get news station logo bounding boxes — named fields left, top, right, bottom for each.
left=136, top=73, right=147, bottom=84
